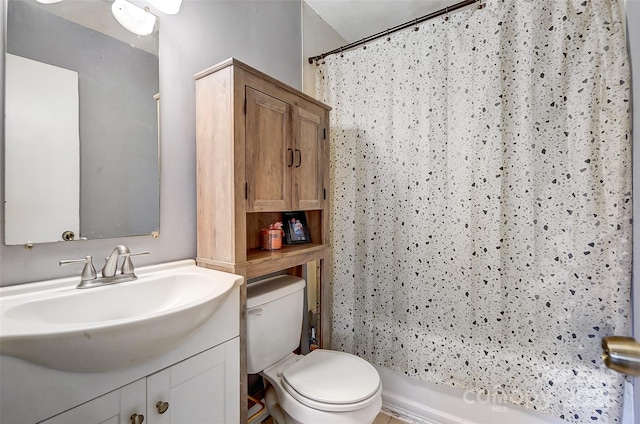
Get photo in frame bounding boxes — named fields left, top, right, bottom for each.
left=282, top=211, right=310, bottom=244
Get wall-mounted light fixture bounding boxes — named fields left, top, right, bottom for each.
left=36, top=0, right=183, bottom=36
left=111, top=0, right=157, bottom=36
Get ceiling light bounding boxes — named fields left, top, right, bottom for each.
left=111, top=0, right=156, bottom=36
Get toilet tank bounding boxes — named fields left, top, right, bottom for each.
left=246, top=275, right=305, bottom=374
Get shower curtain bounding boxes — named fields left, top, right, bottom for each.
left=316, top=0, right=631, bottom=422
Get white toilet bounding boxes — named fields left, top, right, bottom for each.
left=247, top=275, right=382, bottom=424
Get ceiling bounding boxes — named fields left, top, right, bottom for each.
left=304, top=0, right=458, bottom=43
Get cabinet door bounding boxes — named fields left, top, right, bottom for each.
left=146, top=369, right=171, bottom=424
left=246, top=87, right=292, bottom=212
left=294, top=107, right=324, bottom=210
left=147, top=339, right=240, bottom=424
left=40, top=380, right=146, bottom=424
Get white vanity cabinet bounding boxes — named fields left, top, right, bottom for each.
left=0, top=261, right=242, bottom=424
left=40, top=338, right=240, bottom=424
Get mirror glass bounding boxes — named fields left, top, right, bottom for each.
left=4, top=0, right=160, bottom=245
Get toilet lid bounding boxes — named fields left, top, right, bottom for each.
left=282, top=350, right=380, bottom=405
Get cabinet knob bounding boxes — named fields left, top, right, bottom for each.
left=130, top=413, right=145, bottom=424
left=156, top=401, right=169, bottom=414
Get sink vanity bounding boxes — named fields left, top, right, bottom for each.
left=0, top=3, right=215, bottom=423
left=0, top=260, right=243, bottom=424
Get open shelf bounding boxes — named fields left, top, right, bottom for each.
left=245, top=243, right=329, bottom=278
left=246, top=211, right=323, bottom=249
left=197, top=243, right=329, bottom=280
left=247, top=243, right=327, bottom=261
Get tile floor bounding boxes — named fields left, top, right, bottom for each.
left=373, top=412, right=409, bottom=424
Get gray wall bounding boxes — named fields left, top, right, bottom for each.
left=0, top=0, right=303, bottom=285
left=301, top=1, right=345, bottom=96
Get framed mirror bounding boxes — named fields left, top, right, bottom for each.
left=4, top=0, right=160, bottom=245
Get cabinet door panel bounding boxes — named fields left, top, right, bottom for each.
left=39, top=392, right=119, bottom=424
left=119, top=379, right=146, bottom=423
left=146, top=369, right=171, bottom=424
left=295, top=107, right=324, bottom=210
left=168, top=344, right=230, bottom=424
left=170, top=365, right=225, bottom=424
left=246, top=88, right=292, bottom=212
left=39, top=380, right=145, bottom=424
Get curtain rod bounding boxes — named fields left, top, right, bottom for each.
left=307, top=0, right=483, bottom=64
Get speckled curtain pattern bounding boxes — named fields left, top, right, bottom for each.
left=316, top=0, right=631, bottom=421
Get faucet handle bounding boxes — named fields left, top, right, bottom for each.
left=125, top=251, right=150, bottom=258
left=120, top=251, right=150, bottom=276
left=59, top=256, right=97, bottom=282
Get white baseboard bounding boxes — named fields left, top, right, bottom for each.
left=376, top=365, right=565, bottom=424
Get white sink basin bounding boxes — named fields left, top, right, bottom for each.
left=0, top=260, right=242, bottom=373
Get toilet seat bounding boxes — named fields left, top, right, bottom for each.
left=280, top=350, right=381, bottom=412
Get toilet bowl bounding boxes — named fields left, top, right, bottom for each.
left=247, top=275, right=382, bottom=424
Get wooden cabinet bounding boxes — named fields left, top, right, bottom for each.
left=40, top=339, right=240, bottom=424
left=194, top=58, right=331, bottom=279
left=195, top=59, right=332, bottom=424
left=245, top=87, right=324, bottom=212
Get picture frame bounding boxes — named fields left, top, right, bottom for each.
left=282, top=211, right=311, bottom=244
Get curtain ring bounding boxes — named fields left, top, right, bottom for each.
left=477, top=0, right=484, bottom=9
left=414, top=18, right=419, bottom=31
left=321, top=54, right=326, bottom=65
left=315, top=58, right=320, bottom=67
left=362, top=38, right=367, bottom=50
left=444, top=7, right=450, bottom=21
left=340, top=47, right=343, bottom=58
left=386, top=29, right=391, bottom=41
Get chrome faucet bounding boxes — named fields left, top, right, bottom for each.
left=60, top=245, right=149, bottom=288
left=102, top=244, right=132, bottom=278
